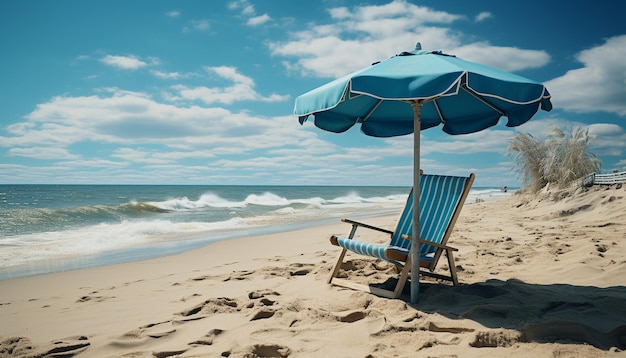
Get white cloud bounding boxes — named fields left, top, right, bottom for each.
left=151, top=70, right=181, bottom=80
left=112, top=148, right=171, bottom=164
left=56, top=159, right=128, bottom=168
left=0, top=82, right=533, bottom=184
left=182, top=19, right=211, bottom=33
left=0, top=163, right=76, bottom=183
left=229, top=0, right=270, bottom=27
left=453, top=43, right=550, bottom=72
left=228, top=0, right=254, bottom=15
left=475, top=12, right=492, bottom=22
left=546, top=35, right=626, bottom=116
left=151, top=70, right=196, bottom=80
left=587, top=123, right=626, bottom=156
left=166, top=10, right=180, bottom=18
left=247, top=14, right=270, bottom=26
left=269, top=1, right=549, bottom=77
left=420, top=129, right=517, bottom=155
left=241, top=4, right=255, bottom=16
left=0, top=90, right=311, bottom=162
left=100, top=55, right=148, bottom=70
left=588, top=123, right=623, bottom=136
left=172, top=66, right=290, bottom=104
left=329, top=0, right=460, bottom=24
left=514, top=117, right=626, bottom=157
left=191, top=19, right=210, bottom=31
left=208, top=66, right=254, bottom=86
left=8, top=146, right=80, bottom=160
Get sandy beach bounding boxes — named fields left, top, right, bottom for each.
left=1, top=184, right=625, bottom=357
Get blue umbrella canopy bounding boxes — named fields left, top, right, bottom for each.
left=295, top=48, right=552, bottom=137
left=294, top=45, right=552, bottom=304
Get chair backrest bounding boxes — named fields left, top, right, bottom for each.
left=389, top=174, right=474, bottom=259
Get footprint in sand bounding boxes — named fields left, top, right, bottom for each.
left=75, top=295, right=115, bottom=303
left=111, top=321, right=177, bottom=347
left=249, top=309, right=276, bottom=321
left=177, top=297, right=240, bottom=321
left=288, top=263, right=315, bottom=276
left=223, top=270, right=255, bottom=281
left=152, top=349, right=188, bottom=358
left=334, top=310, right=367, bottom=323
left=189, top=274, right=216, bottom=282
left=248, top=289, right=281, bottom=300
left=0, top=335, right=90, bottom=357
left=247, top=343, right=291, bottom=357
left=223, top=343, right=292, bottom=358
left=189, top=328, right=224, bottom=346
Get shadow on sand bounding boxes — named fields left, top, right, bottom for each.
left=377, top=278, right=626, bottom=351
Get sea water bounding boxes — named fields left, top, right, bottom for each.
left=0, top=185, right=513, bottom=280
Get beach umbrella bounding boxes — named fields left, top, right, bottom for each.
left=294, top=43, right=552, bottom=304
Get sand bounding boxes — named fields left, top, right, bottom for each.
left=1, top=184, right=625, bottom=357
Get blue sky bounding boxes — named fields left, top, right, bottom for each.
left=1, top=0, right=625, bottom=187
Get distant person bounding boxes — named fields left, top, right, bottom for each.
left=502, top=186, right=508, bottom=193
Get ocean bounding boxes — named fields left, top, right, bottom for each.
left=0, top=185, right=513, bottom=280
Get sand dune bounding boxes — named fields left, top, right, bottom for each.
left=1, top=184, right=625, bottom=357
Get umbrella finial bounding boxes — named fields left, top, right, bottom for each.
left=415, top=42, right=422, bottom=50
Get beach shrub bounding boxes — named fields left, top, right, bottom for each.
left=509, top=126, right=601, bottom=193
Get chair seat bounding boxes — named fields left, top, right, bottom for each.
left=334, top=237, right=434, bottom=267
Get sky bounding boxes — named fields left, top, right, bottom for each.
left=1, top=0, right=625, bottom=187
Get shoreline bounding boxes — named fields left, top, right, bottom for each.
left=0, top=212, right=398, bottom=282
left=1, top=187, right=625, bottom=357
left=0, top=190, right=510, bottom=282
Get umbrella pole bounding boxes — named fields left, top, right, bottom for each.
left=410, top=101, right=423, bottom=304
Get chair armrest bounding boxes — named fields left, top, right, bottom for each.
left=401, top=234, right=458, bottom=251
left=341, top=218, right=394, bottom=235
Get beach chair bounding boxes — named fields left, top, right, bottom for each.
left=328, top=173, right=475, bottom=299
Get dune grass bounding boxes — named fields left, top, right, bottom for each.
left=509, top=126, right=601, bottom=193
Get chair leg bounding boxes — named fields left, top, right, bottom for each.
left=392, top=256, right=412, bottom=298
left=329, top=224, right=358, bottom=284
left=328, top=248, right=348, bottom=284
left=446, top=249, right=458, bottom=285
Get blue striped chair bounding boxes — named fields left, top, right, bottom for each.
left=329, top=173, right=475, bottom=298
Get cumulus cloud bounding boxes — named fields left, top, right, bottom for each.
left=514, top=117, right=626, bottom=157
left=8, top=146, right=80, bottom=160
left=247, top=14, right=271, bottom=26
left=150, top=70, right=196, bottom=80
left=100, top=55, right=148, bottom=70
left=191, top=19, right=210, bottom=30
left=588, top=123, right=623, bottom=136
left=166, top=10, right=180, bottom=17
left=587, top=123, right=626, bottom=156
left=546, top=35, right=626, bottom=116
left=112, top=148, right=172, bottom=164
left=453, top=43, right=550, bottom=72
left=269, top=0, right=549, bottom=77
left=0, top=83, right=418, bottom=184
left=182, top=19, right=210, bottom=33
left=419, top=129, right=519, bottom=155
left=0, top=89, right=308, bottom=161
left=228, top=0, right=254, bottom=14
left=475, top=11, right=492, bottom=22
left=172, top=66, right=290, bottom=105
left=229, top=0, right=270, bottom=26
